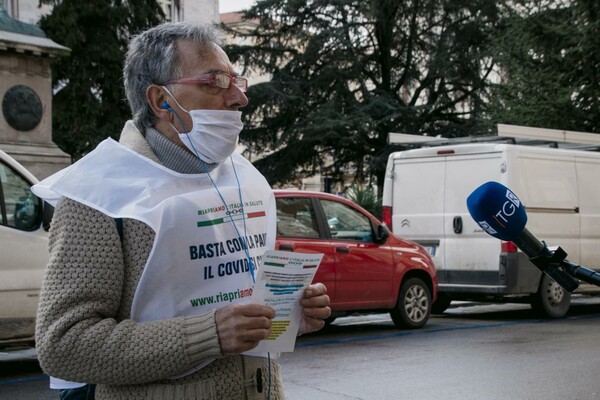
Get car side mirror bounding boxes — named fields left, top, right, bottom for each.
left=375, top=224, right=390, bottom=244
left=42, top=201, right=54, bottom=232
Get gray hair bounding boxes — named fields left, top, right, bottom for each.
left=123, top=22, right=223, bottom=128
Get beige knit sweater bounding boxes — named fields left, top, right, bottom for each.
left=35, top=121, right=284, bottom=400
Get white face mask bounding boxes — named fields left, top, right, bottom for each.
left=163, top=87, right=244, bottom=164
left=178, top=109, right=243, bottom=164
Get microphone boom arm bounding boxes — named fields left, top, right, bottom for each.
left=512, top=231, right=579, bottom=292
left=512, top=229, right=600, bottom=290
left=561, top=260, right=600, bottom=287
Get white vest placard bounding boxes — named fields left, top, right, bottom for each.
left=32, top=139, right=276, bottom=322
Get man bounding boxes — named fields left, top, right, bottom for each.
left=33, top=21, right=330, bottom=400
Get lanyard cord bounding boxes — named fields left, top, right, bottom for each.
left=185, top=136, right=255, bottom=283
left=172, top=111, right=256, bottom=283
left=231, top=158, right=252, bottom=267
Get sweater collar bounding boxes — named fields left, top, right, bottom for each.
left=118, top=120, right=217, bottom=174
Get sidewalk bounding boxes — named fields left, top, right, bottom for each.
left=0, top=347, right=37, bottom=363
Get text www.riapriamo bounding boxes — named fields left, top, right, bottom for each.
left=189, top=288, right=253, bottom=307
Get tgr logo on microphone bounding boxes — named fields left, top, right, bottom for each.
left=506, top=189, right=520, bottom=207
left=478, top=220, right=497, bottom=235
left=491, top=188, right=521, bottom=228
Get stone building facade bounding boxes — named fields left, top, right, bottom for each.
left=2, top=0, right=219, bottom=25
left=0, top=5, right=70, bottom=179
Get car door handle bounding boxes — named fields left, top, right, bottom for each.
left=279, top=244, right=294, bottom=251
left=336, top=246, right=349, bottom=253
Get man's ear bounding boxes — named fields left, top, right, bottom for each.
left=146, top=85, right=171, bottom=122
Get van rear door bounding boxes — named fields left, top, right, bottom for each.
left=390, top=155, right=446, bottom=282
left=443, top=151, right=504, bottom=288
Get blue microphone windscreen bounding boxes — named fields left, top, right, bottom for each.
left=466, top=181, right=527, bottom=241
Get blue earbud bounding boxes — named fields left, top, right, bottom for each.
left=162, top=101, right=187, bottom=132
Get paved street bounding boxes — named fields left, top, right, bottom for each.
left=283, top=298, right=600, bottom=400
left=2, top=297, right=600, bottom=400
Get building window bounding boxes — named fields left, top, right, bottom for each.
left=160, top=0, right=181, bottom=22
left=2, top=0, right=14, bottom=17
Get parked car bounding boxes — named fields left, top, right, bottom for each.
left=274, top=190, right=438, bottom=329
left=0, top=149, right=52, bottom=343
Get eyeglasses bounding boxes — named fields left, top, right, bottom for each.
left=164, top=73, right=248, bottom=92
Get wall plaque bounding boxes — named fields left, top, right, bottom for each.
left=2, top=85, right=43, bottom=131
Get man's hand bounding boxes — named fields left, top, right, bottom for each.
left=298, top=283, right=331, bottom=335
left=215, top=304, right=275, bottom=355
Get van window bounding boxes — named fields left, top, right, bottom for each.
left=520, top=155, right=578, bottom=209
left=321, top=199, right=373, bottom=242
left=0, top=161, right=42, bottom=231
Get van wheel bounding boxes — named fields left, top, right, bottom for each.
left=390, top=277, right=431, bottom=329
left=530, top=274, right=571, bottom=318
left=431, top=293, right=452, bottom=314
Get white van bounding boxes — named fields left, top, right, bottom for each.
left=382, top=131, right=600, bottom=318
left=0, top=149, right=52, bottom=343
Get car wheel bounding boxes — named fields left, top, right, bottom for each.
left=390, top=277, right=431, bottom=329
left=431, top=293, right=452, bottom=314
left=530, top=273, right=571, bottom=318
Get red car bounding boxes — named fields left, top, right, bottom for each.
left=274, top=190, right=438, bottom=329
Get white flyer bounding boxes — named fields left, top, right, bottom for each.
left=248, top=250, right=323, bottom=353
